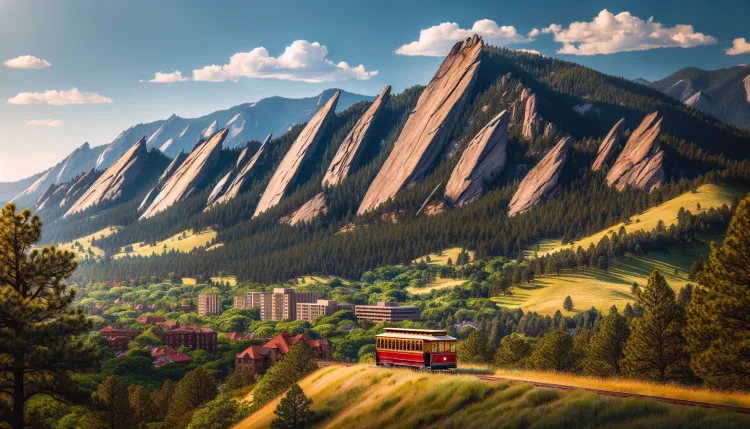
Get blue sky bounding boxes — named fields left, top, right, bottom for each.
left=1, top=0, right=748, bottom=181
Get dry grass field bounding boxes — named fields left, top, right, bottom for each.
left=55, top=226, right=120, bottom=260
left=113, top=228, right=217, bottom=259
left=412, top=247, right=476, bottom=266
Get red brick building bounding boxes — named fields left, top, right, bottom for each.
left=158, top=325, right=218, bottom=353
left=151, top=346, right=193, bottom=367
left=234, top=331, right=331, bottom=376
left=97, top=325, right=141, bottom=351
left=137, top=315, right=165, bottom=325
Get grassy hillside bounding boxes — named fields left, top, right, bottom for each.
left=113, top=228, right=218, bottom=259
left=533, top=184, right=746, bottom=257
left=55, top=226, right=120, bottom=261
left=496, top=242, right=708, bottom=315
left=406, top=277, right=467, bottom=294
left=235, top=365, right=749, bottom=429
left=412, top=247, right=476, bottom=266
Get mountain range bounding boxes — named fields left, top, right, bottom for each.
left=6, top=89, right=373, bottom=206
left=650, top=65, right=750, bottom=131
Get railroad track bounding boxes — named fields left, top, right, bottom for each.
left=316, top=362, right=750, bottom=414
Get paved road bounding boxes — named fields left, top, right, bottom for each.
left=316, top=361, right=750, bottom=415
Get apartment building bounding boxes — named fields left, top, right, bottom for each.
left=197, top=293, right=220, bottom=316
left=354, top=301, right=421, bottom=323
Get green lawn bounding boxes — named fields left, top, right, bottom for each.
left=114, top=228, right=218, bottom=259
left=412, top=247, right=476, bottom=266
left=495, top=241, right=712, bottom=316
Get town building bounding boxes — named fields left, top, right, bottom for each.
left=197, top=293, right=221, bottom=316
left=158, top=325, right=218, bottom=353
left=137, top=315, right=165, bottom=325
left=151, top=346, right=193, bottom=367
left=234, top=331, right=331, bottom=376
left=97, top=325, right=141, bottom=351
left=234, top=289, right=319, bottom=321
left=296, top=299, right=356, bottom=321
left=354, top=302, right=421, bottom=323
left=234, top=291, right=273, bottom=319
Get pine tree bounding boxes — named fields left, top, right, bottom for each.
left=686, top=197, right=750, bottom=389
left=0, top=204, right=99, bottom=429
left=458, top=328, right=494, bottom=364
left=129, top=385, right=155, bottom=429
left=488, top=316, right=503, bottom=348
left=494, top=334, right=532, bottom=368
left=252, top=341, right=318, bottom=406
left=530, top=330, right=574, bottom=371
left=81, top=376, right=136, bottom=429
left=620, top=271, right=690, bottom=382
left=271, top=384, right=313, bottom=429
left=165, top=367, right=218, bottom=429
left=583, top=310, right=629, bottom=376
left=150, top=379, right=175, bottom=422
left=563, top=296, right=573, bottom=311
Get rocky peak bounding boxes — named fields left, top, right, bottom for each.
left=508, top=137, right=572, bottom=217
left=253, top=91, right=340, bottom=218
left=65, top=138, right=148, bottom=218
left=745, top=74, right=750, bottom=103
left=445, top=110, right=509, bottom=207
left=606, top=112, right=665, bottom=192
left=140, top=129, right=228, bottom=219
left=284, top=192, right=327, bottom=226
left=592, top=119, right=626, bottom=171
left=522, top=93, right=540, bottom=140
left=358, top=35, right=483, bottom=214
left=138, top=150, right=189, bottom=212
left=60, top=168, right=98, bottom=208
left=323, top=85, right=391, bottom=187
left=684, top=91, right=711, bottom=112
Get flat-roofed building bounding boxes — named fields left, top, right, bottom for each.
left=159, top=325, right=218, bottom=353
left=234, top=291, right=273, bottom=319
left=355, top=302, right=421, bottom=323
left=197, top=293, right=220, bottom=316
left=270, top=288, right=318, bottom=321
left=296, top=299, right=355, bottom=321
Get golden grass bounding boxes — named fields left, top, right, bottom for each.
left=211, top=275, right=237, bottom=286
left=113, top=228, right=218, bottom=259
left=56, top=226, right=120, bottom=260
left=412, top=247, right=476, bottom=266
left=494, top=243, right=709, bottom=315
left=296, top=275, right=351, bottom=286
left=533, top=184, right=746, bottom=257
left=406, top=277, right=467, bottom=294
left=491, top=368, right=750, bottom=408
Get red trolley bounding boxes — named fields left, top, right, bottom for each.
left=375, top=328, right=457, bottom=371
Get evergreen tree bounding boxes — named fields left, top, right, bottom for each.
left=165, top=367, right=218, bottom=429
left=129, top=385, right=155, bottom=429
left=150, top=379, right=175, bottom=422
left=81, top=376, right=136, bottom=429
left=0, top=204, right=99, bottom=429
left=570, top=329, right=593, bottom=373
left=187, top=395, right=250, bottom=429
left=563, top=296, right=573, bottom=312
left=252, top=341, right=318, bottom=406
left=530, top=330, right=574, bottom=371
left=583, top=310, right=629, bottom=376
left=271, top=384, right=313, bottom=429
left=458, top=328, right=494, bottom=364
left=620, top=271, right=690, bottom=382
left=494, top=334, right=532, bottom=368
left=686, top=197, right=750, bottom=389
left=488, top=316, right=503, bottom=348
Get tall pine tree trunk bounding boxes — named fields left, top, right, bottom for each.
left=13, top=354, right=24, bottom=429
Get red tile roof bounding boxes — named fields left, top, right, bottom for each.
left=236, top=345, right=272, bottom=360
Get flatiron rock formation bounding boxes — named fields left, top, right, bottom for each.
left=138, top=149, right=188, bottom=212
left=285, top=192, right=327, bottom=225
left=508, top=137, right=571, bottom=217
left=357, top=35, right=483, bottom=214
left=444, top=110, right=509, bottom=207
left=606, top=112, right=665, bottom=192
left=209, top=138, right=270, bottom=209
left=323, top=85, right=391, bottom=187
left=592, top=119, right=626, bottom=171
left=522, top=93, right=540, bottom=140
left=745, top=75, right=750, bottom=103
left=59, top=168, right=98, bottom=208
left=543, top=122, right=557, bottom=138
left=206, top=171, right=233, bottom=207
left=141, top=129, right=227, bottom=219
left=253, top=91, right=340, bottom=217
left=65, top=138, right=148, bottom=218
left=236, top=136, right=267, bottom=168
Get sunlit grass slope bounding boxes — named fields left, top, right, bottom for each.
left=113, top=228, right=217, bottom=259
left=533, top=184, right=746, bottom=257
left=412, top=247, right=476, bottom=266
left=234, top=365, right=749, bottom=429
left=406, top=277, right=467, bottom=294
left=494, top=242, right=709, bottom=315
left=56, top=226, right=120, bottom=260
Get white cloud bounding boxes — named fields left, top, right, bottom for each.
left=7, top=88, right=114, bottom=105
left=3, top=55, right=51, bottom=69
left=145, top=70, right=189, bottom=83
left=726, top=38, right=750, bottom=55
left=542, top=9, right=717, bottom=56
left=396, top=20, right=534, bottom=57
left=528, top=28, right=541, bottom=38
left=192, top=40, right=377, bottom=83
left=26, top=119, right=64, bottom=127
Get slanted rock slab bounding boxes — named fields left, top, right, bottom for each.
left=508, top=137, right=572, bottom=216
left=591, top=119, right=626, bottom=171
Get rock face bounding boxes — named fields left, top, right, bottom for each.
left=206, top=171, right=233, bottom=207
left=509, top=99, right=522, bottom=123
left=60, top=168, right=98, bottom=208
left=591, top=119, right=626, bottom=171
left=253, top=91, right=340, bottom=218
left=209, top=134, right=273, bottom=209
left=358, top=36, right=483, bottom=214
left=323, top=85, right=391, bottom=187
left=445, top=111, right=509, bottom=207
left=65, top=138, right=148, bottom=218
left=285, top=192, right=327, bottom=225
left=508, top=137, right=572, bottom=217
left=606, top=112, right=665, bottom=192
left=684, top=91, right=711, bottom=112
left=522, top=94, right=540, bottom=140
left=543, top=122, right=557, bottom=138
left=236, top=136, right=267, bottom=169
left=140, top=129, right=227, bottom=219
left=138, top=150, right=188, bottom=212
left=745, top=75, right=750, bottom=103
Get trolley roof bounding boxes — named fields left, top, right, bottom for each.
left=377, top=331, right=456, bottom=341
left=383, top=328, right=449, bottom=335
